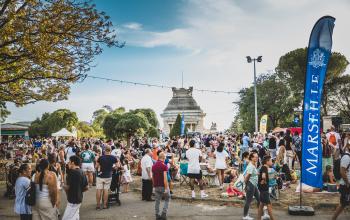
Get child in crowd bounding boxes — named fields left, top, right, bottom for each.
left=258, top=155, right=275, bottom=220
left=224, top=168, right=238, bottom=183
left=122, top=159, right=132, bottom=193
left=226, top=182, right=244, bottom=199
left=323, top=165, right=336, bottom=184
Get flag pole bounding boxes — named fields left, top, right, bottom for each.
left=289, top=15, right=335, bottom=216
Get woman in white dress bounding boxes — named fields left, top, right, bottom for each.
left=215, top=142, right=229, bottom=190
left=32, top=159, right=59, bottom=220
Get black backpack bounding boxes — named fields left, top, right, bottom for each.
left=25, top=182, right=36, bottom=206
left=334, top=153, right=350, bottom=180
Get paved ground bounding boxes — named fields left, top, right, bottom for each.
left=0, top=185, right=349, bottom=220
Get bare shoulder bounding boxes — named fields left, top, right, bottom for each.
left=47, top=171, right=57, bottom=181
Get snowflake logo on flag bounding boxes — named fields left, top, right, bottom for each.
left=309, top=49, right=326, bottom=68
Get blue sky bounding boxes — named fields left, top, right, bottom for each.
left=6, top=0, right=350, bottom=130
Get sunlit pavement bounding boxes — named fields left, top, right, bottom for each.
left=0, top=185, right=349, bottom=220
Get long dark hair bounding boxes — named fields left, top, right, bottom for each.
left=217, top=143, right=224, bottom=153
left=38, top=159, right=49, bottom=191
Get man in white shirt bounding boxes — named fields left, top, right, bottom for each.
left=186, top=140, right=208, bottom=199
left=332, top=142, right=350, bottom=220
left=65, top=142, right=77, bottom=164
left=141, top=149, right=153, bottom=201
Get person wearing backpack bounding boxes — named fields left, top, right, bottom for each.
left=15, top=164, right=32, bottom=220
left=327, top=126, right=341, bottom=160
left=332, top=141, right=350, bottom=220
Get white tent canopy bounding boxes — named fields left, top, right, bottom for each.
left=51, top=128, right=74, bottom=137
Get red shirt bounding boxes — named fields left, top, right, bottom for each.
left=152, top=160, right=168, bottom=187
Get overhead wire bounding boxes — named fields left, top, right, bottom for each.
left=85, top=74, right=240, bottom=95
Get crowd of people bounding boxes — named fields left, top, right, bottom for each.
left=2, top=124, right=349, bottom=220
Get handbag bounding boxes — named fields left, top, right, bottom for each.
left=341, top=186, right=350, bottom=202
left=25, top=182, right=36, bottom=206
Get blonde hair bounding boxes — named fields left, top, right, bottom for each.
left=158, top=152, right=166, bottom=160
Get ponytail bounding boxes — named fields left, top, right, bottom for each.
left=38, top=159, right=49, bottom=191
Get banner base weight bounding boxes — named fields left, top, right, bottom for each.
left=288, top=206, right=315, bottom=216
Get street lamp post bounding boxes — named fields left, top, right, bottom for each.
left=246, top=56, right=262, bottom=133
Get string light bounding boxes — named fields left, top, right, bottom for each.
left=85, top=74, right=239, bottom=95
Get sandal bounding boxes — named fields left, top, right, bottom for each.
left=96, top=206, right=101, bottom=210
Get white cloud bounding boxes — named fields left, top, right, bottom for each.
left=122, top=22, right=143, bottom=30
left=115, top=0, right=350, bottom=129
left=7, top=0, right=350, bottom=131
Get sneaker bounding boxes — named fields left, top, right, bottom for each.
left=219, top=185, right=224, bottom=190
left=242, top=215, right=254, bottom=220
left=160, top=213, right=167, bottom=220
left=191, top=191, right=196, bottom=198
left=262, top=213, right=270, bottom=220
left=201, top=193, right=209, bottom=199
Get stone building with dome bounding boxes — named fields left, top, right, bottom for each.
left=161, top=87, right=206, bottom=134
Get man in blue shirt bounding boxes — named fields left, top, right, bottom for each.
left=241, top=132, right=250, bottom=156
left=14, top=164, right=32, bottom=220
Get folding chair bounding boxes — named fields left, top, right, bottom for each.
left=179, top=162, right=190, bottom=186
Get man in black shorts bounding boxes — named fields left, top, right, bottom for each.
left=332, top=142, right=350, bottom=220
left=185, top=140, right=208, bottom=199
left=258, top=155, right=275, bottom=220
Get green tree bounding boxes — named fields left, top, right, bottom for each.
left=147, top=126, right=159, bottom=138
left=46, top=109, right=78, bottom=134
left=0, top=0, right=123, bottom=114
left=112, top=107, right=126, bottom=114
left=76, top=121, right=96, bottom=138
left=169, top=114, right=182, bottom=138
left=130, top=108, right=159, bottom=127
left=102, top=107, right=159, bottom=143
left=115, top=112, right=149, bottom=147
left=276, top=48, right=349, bottom=115
left=0, top=101, right=10, bottom=122
left=29, top=109, right=78, bottom=137
left=92, top=108, right=108, bottom=131
left=327, top=75, right=350, bottom=122
left=237, top=74, right=296, bottom=132
left=29, top=117, right=47, bottom=137
left=102, top=112, right=123, bottom=139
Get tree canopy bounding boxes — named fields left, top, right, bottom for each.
left=0, top=0, right=123, bottom=120
left=233, top=48, right=350, bottom=133
left=276, top=48, right=349, bottom=115
left=237, top=74, right=296, bottom=132
left=327, top=75, right=350, bottom=123
left=102, top=107, right=159, bottom=145
left=29, top=108, right=78, bottom=137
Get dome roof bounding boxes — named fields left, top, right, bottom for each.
left=163, top=87, right=202, bottom=111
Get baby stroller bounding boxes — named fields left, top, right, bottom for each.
left=108, top=169, right=121, bottom=207
left=4, top=162, right=20, bottom=199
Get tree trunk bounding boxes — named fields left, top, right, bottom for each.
left=127, top=134, right=132, bottom=148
